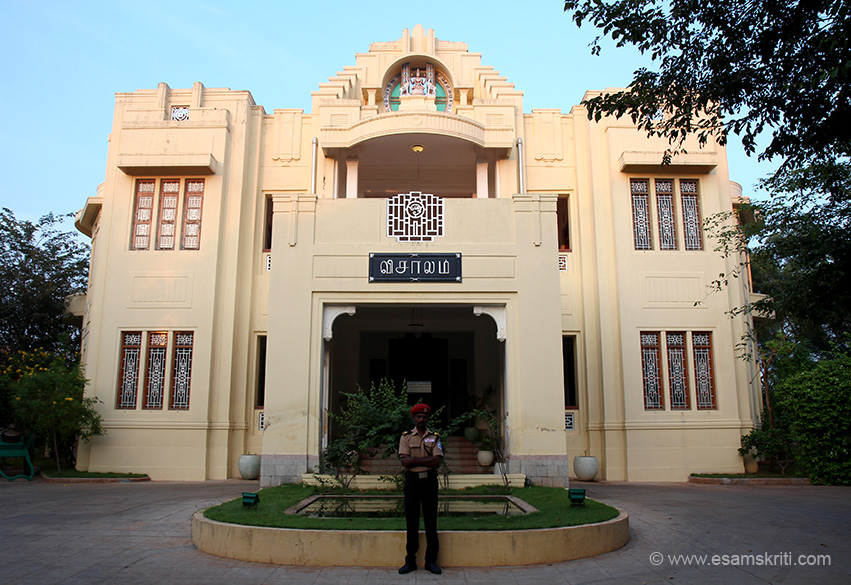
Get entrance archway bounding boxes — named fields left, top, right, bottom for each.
left=323, top=304, right=504, bottom=442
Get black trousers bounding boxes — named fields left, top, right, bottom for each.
left=403, top=469, right=439, bottom=564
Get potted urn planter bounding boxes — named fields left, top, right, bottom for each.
left=238, top=454, right=261, bottom=480
left=573, top=455, right=599, bottom=481
left=476, top=449, right=495, bottom=467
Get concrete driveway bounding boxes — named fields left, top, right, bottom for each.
left=1, top=478, right=848, bottom=584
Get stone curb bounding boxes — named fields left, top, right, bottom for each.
left=38, top=470, right=151, bottom=484
left=688, top=475, right=811, bottom=486
left=193, top=509, right=630, bottom=567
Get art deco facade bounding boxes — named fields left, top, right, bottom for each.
left=74, top=26, right=761, bottom=484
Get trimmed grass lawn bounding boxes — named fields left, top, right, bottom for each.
left=205, top=484, right=620, bottom=531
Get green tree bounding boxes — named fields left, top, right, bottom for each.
left=708, top=162, right=851, bottom=352
left=748, top=163, right=851, bottom=351
left=562, top=0, right=850, bottom=166
left=0, top=208, right=90, bottom=359
left=7, top=350, right=105, bottom=473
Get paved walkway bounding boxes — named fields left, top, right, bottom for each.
left=1, top=478, right=849, bottom=584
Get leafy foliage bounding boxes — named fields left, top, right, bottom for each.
left=563, top=0, right=851, bottom=166
left=0, top=208, right=89, bottom=360
left=749, top=163, right=851, bottom=350
left=321, top=379, right=414, bottom=487
left=6, top=350, right=105, bottom=473
left=706, top=162, right=851, bottom=352
left=774, top=348, right=851, bottom=485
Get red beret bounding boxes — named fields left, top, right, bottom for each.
left=410, top=404, right=431, bottom=415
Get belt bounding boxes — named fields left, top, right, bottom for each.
left=405, top=469, right=438, bottom=480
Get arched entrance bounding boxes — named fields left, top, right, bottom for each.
left=322, top=304, right=504, bottom=444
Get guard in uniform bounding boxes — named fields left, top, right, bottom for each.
left=397, top=403, right=443, bottom=575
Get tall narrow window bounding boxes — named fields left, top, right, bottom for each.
left=117, top=332, right=142, bottom=408
left=170, top=332, right=194, bottom=409
left=157, top=180, right=180, bottom=250
left=666, top=332, right=690, bottom=409
left=655, top=179, right=678, bottom=250
left=263, top=196, right=274, bottom=251
left=630, top=179, right=652, bottom=250
left=256, top=335, right=267, bottom=408
left=132, top=181, right=155, bottom=250
left=693, top=332, right=716, bottom=409
left=557, top=196, right=571, bottom=251
left=681, top=180, right=703, bottom=250
left=562, top=336, right=577, bottom=408
left=640, top=332, right=663, bottom=410
left=182, top=180, right=204, bottom=250
left=143, top=332, right=168, bottom=409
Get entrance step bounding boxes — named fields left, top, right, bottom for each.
left=357, top=436, right=494, bottom=476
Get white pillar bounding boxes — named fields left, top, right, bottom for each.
left=346, top=159, right=359, bottom=199
left=476, top=158, right=489, bottom=199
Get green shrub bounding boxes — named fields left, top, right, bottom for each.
left=775, top=350, right=851, bottom=485
left=322, top=379, right=413, bottom=487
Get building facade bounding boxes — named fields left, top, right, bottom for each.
left=74, top=26, right=761, bottom=485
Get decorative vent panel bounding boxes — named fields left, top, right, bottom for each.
left=387, top=192, right=444, bottom=242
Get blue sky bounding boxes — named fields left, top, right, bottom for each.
left=1, top=0, right=775, bottom=228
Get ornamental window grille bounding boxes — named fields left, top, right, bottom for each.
left=157, top=180, right=180, bottom=249
left=117, top=332, right=142, bottom=408
left=564, top=411, right=575, bottom=431
left=640, top=332, right=664, bottom=410
left=171, top=106, right=190, bottom=121
left=132, top=181, right=156, bottom=250
left=681, top=180, right=703, bottom=250
left=182, top=181, right=204, bottom=249
left=655, top=180, right=678, bottom=250
left=171, top=332, right=194, bottom=409
left=693, top=332, right=716, bottom=409
left=143, top=332, right=168, bottom=409
left=666, top=332, right=690, bottom=409
left=630, top=180, right=652, bottom=250
left=387, top=192, right=444, bottom=242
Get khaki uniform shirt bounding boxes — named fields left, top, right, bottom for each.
left=398, top=428, right=443, bottom=472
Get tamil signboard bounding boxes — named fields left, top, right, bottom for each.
left=369, top=253, right=461, bottom=282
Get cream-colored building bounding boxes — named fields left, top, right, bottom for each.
left=74, top=26, right=760, bottom=485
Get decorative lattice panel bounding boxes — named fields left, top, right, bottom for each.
left=681, top=180, right=702, bottom=250
left=666, top=332, right=689, bottom=409
left=631, top=180, right=652, bottom=250
left=656, top=180, right=677, bottom=250
left=171, top=106, right=189, bottom=121
left=387, top=192, right=444, bottom=242
left=144, top=332, right=168, bottom=408
left=118, top=332, right=142, bottom=408
left=171, top=332, right=194, bottom=409
left=693, top=332, right=715, bottom=409
left=182, top=181, right=204, bottom=250
left=640, top=332, right=663, bottom=409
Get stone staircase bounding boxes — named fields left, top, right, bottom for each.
left=357, top=436, right=492, bottom=475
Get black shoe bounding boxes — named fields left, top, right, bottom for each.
left=398, top=562, right=417, bottom=574
left=425, top=561, right=442, bottom=574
